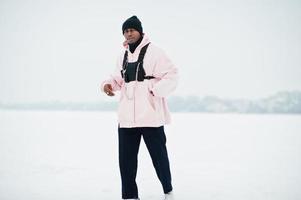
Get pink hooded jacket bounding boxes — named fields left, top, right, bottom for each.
left=101, top=35, right=178, bottom=128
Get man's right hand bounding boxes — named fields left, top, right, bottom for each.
left=103, top=84, right=115, bottom=96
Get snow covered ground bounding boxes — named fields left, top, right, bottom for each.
left=0, top=111, right=300, bottom=200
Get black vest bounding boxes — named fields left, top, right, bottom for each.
left=121, top=43, right=155, bottom=83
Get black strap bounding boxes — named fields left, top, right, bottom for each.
left=137, top=43, right=150, bottom=63
left=122, top=51, right=128, bottom=70
left=144, top=75, right=155, bottom=79
left=122, top=42, right=150, bottom=70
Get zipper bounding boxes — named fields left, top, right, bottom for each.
left=124, top=53, right=136, bottom=124
left=133, top=62, right=140, bottom=124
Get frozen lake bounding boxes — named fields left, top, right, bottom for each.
left=0, top=111, right=300, bottom=200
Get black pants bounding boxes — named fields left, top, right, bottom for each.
left=118, top=125, right=173, bottom=199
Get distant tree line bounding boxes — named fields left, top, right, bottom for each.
left=1, top=91, right=300, bottom=114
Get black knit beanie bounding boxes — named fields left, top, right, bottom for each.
left=122, top=15, right=143, bottom=35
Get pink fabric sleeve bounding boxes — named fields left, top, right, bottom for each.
left=150, top=51, right=179, bottom=97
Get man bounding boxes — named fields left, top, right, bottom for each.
left=101, top=15, right=178, bottom=200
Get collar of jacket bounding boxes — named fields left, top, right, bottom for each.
left=129, top=35, right=143, bottom=53
left=125, top=34, right=150, bottom=55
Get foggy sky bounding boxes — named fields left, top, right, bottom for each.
left=0, top=0, right=300, bottom=103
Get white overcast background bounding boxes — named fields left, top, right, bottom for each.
left=0, top=0, right=300, bottom=103
left=1, top=1, right=301, bottom=200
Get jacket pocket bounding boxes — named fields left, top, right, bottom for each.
left=147, top=80, right=157, bottom=111
left=147, top=90, right=156, bottom=111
